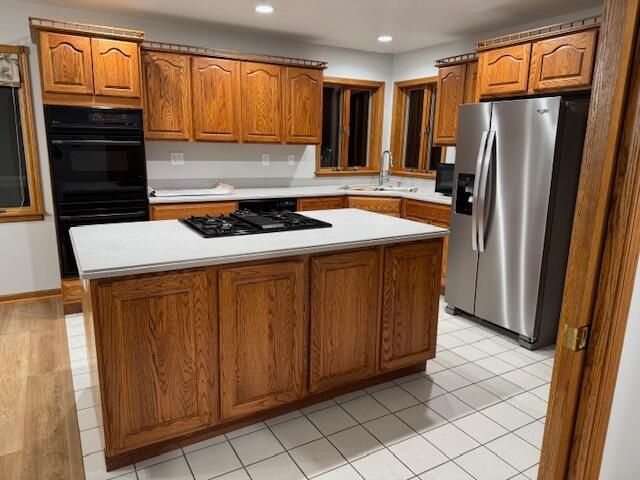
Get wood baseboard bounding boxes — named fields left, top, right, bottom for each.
left=0, top=288, right=61, bottom=304
left=105, top=362, right=425, bottom=471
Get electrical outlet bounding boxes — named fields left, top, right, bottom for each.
left=261, top=153, right=270, bottom=166
left=170, top=152, right=184, bottom=165
left=288, top=154, right=295, bottom=166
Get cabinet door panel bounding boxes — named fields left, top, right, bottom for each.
left=142, top=51, right=192, bottom=140
left=219, top=261, right=306, bottom=420
left=91, top=38, right=141, bottom=98
left=381, top=242, right=442, bottom=371
left=434, top=64, right=466, bottom=146
left=150, top=201, right=239, bottom=220
left=94, top=270, right=216, bottom=455
left=463, top=61, right=478, bottom=103
left=529, top=30, right=597, bottom=93
left=38, top=32, right=94, bottom=95
left=478, top=44, right=532, bottom=98
left=192, top=57, right=241, bottom=142
left=310, top=249, right=380, bottom=392
left=285, top=67, right=322, bottom=144
left=240, top=62, right=283, bottom=143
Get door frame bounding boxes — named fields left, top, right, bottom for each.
left=539, top=0, right=640, bottom=478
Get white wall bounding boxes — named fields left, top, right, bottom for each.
left=600, top=258, right=640, bottom=479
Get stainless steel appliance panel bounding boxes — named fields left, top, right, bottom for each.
left=444, top=102, right=492, bottom=313
left=473, top=97, right=561, bottom=339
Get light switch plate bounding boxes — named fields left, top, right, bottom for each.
left=288, top=154, right=295, bottom=166
left=170, top=152, right=184, bottom=165
left=262, top=153, right=270, bottom=166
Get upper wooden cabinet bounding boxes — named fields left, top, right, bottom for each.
left=218, top=260, right=307, bottom=420
left=90, top=38, right=141, bottom=98
left=310, top=249, right=380, bottom=393
left=284, top=67, right=322, bottom=144
left=463, top=60, right=478, bottom=103
left=529, top=29, right=598, bottom=93
left=478, top=44, right=532, bottom=98
left=38, top=32, right=94, bottom=95
left=93, top=270, right=217, bottom=455
left=381, top=241, right=441, bottom=371
left=240, top=62, right=283, bottom=143
left=191, top=57, right=241, bottom=142
left=142, top=51, right=192, bottom=140
left=433, top=64, right=467, bottom=146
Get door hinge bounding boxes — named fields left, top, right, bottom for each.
left=563, top=325, right=590, bottom=351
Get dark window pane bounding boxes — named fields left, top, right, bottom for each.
left=428, top=146, right=444, bottom=172
left=348, top=89, right=370, bottom=168
left=321, top=86, right=342, bottom=168
left=0, top=86, right=30, bottom=208
left=403, top=88, right=424, bottom=170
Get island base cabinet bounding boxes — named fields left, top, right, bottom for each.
left=218, top=260, right=307, bottom=420
left=310, top=249, right=380, bottom=393
left=92, top=269, right=217, bottom=456
left=381, top=241, right=442, bottom=371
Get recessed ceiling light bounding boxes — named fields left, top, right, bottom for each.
left=255, top=4, right=274, bottom=14
left=377, top=35, right=393, bottom=43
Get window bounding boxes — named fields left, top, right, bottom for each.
left=317, top=77, right=384, bottom=176
left=391, top=77, right=446, bottom=178
left=0, top=45, right=43, bottom=223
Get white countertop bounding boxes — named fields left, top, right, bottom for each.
left=148, top=185, right=453, bottom=205
left=70, top=209, right=449, bottom=280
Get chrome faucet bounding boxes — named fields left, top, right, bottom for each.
left=379, top=150, right=393, bottom=186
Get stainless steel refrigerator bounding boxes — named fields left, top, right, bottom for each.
left=445, top=96, right=590, bottom=349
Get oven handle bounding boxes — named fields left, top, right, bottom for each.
left=58, top=211, right=147, bottom=222
left=50, top=139, right=142, bottom=146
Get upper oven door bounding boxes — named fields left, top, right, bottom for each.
left=48, top=135, right=147, bottom=204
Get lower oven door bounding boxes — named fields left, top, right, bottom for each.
left=57, top=208, right=149, bottom=278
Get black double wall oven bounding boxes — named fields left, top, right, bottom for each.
left=45, top=106, right=148, bottom=278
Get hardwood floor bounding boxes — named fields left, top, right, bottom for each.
left=0, top=297, right=84, bottom=479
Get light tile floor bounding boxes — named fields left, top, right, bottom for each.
left=66, top=297, right=554, bottom=480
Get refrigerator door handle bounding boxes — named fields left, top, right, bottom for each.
left=477, top=130, right=496, bottom=253
left=472, top=131, right=489, bottom=252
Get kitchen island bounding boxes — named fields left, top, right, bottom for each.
left=71, top=209, right=448, bottom=470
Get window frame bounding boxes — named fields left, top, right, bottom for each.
left=0, top=45, right=43, bottom=223
left=316, top=77, right=385, bottom=176
left=390, top=76, right=446, bottom=179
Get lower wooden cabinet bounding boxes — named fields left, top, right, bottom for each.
left=381, top=241, right=441, bottom=371
left=93, top=270, right=217, bottom=455
left=297, top=196, right=345, bottom=211
left=218, top=260, right=307, bottom=420
left=347, top=196, right=402, bottom=217
left=150, top=201, right=239, bottom=220
left=310, top=249, right=380, bottom=393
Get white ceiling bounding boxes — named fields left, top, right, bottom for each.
left=26, top=0, right=601, bottom=53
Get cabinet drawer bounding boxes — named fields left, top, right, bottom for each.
left=297, top=196, right=345, bottom=211
left=402, top=199, right=451, bottom=225
left=347, top=196, right=402, bottom=217
left=150, top=202, right=238, bottom=220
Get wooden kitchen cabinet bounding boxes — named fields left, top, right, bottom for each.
left=297, top=196, right=345, bottom=211
left=529, top=29, right=597, bottom=93
left=218, top=260, right=307, bottom=420
left=284, top=67, right=322, bottom=144
left=91, top=38, right=141, bottom=98
left=142, top=51, right=192, bottom=140
left=478, top=43, right=532, bottom=98
left=463, top=60, right=478, bottom=103
left=310, top=249, right=380, bottom=393
left=191, top=57, right=242, bottom=142
left=434, top=64, right=467, bottom=146
left=149, top=201, right=238, bottom=220
left=347, top=196, right=402, bottom=217
left=240, top=62, right=283, bottom=143
left=38, top=32, right=94, bottom=95
left=381, top=241, right=441, bottom=371
left=93, top=270, right=217, bottom=455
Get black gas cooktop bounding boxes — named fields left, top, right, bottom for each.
left=180, top=210, right=332, bottom=238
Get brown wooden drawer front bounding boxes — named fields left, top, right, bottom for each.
left=150, top=202, right=238, bottom=220
left=298, top=196, right=346, bottom=211
left=529, top=29, right=597, bottom=93
left=347, top=196, right=402, bottom=217
left=402, top=199, right=451, bottom=225
left=478, top=44, right=532, bottom=98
